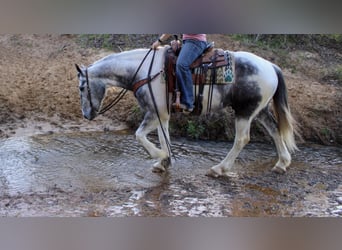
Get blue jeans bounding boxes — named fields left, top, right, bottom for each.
left=176, top=39, right=207, bottom=109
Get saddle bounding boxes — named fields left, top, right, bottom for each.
left=164, top=41, right=235, bottom=114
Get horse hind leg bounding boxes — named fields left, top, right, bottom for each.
left=207, top=117, right=252, bottom=178
left=256, top=108, right=291, bottom=173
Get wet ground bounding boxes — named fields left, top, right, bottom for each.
left=0, top=130, right=341, bottom=217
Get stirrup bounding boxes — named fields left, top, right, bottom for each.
left=172, top=102, right=193, bottom=113
left=173, top=91, right=182, bottom=112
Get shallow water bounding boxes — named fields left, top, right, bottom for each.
left=0, top=130, right=341, bottom=217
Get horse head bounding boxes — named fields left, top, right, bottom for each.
left=75, top=64, right=106, bottom=120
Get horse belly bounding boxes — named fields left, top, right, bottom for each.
left=198, top=86, right=224, bottom=113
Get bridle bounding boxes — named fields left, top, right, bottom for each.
left=83, top=48, right=154, bottom=116
left=83, top=66, right=127, bottom=115
left=84, top=68, right=94, bottom=112
left=83, top=48, right=173, bottom=161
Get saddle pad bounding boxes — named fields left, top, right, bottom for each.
left=195, top=51, right=235, bottom=84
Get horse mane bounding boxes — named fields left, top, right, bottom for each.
left=88, top=48, right=154, bottom=71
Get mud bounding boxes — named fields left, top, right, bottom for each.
left=0, top=130, right=341, bottom=217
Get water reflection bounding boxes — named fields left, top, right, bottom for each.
left=0, top=131, right=341, bottom=216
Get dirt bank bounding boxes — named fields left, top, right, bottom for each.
left=0, top=34, right=341, bottom=145
left=0, top=34, right=133, bottom=138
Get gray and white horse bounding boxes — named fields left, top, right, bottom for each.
left=76, top=46, right=298, bottom=177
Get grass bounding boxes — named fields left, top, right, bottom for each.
left=77, top=34, right=116, bottom=50
left=232, top=34, right=342, bottom=50
left=76, top=34, right=158, bottom=51
left=186, top=120, right=205, bottom=140
left=332, top=65, right=342, bottom=84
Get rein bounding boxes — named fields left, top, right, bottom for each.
left=84, top=49, right=153, bottom=115
left=146, top=49, right=173, bottom=161
left=85, top=48, right=173, bottom=161
left=85, top=68, right=94, bottom=112
left=98, top=88, right=127, bottom=115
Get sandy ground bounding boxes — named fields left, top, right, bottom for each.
left=0, top=34, right=340, bottom=144
left=0, top=34, right=135, bottom=138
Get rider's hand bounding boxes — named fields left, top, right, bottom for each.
left=151, top=40, right=161, bottom=50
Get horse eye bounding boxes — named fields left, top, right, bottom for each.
left=79, top=86, right=85, bottom=91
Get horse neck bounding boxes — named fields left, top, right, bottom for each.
left=88, top=48, right=163, bottom=90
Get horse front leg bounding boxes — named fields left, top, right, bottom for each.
left=135, top=115, right=170, bottom=173
left=152, top=119, right=172, bottom=173
left=207, top=118, right=251, bottom=178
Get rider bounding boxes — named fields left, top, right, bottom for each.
left=152, top=34, right=207, bottom=113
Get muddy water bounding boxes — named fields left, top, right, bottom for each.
left=0, top=130, right=341, bottom=217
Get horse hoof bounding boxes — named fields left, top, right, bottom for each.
left=152, top=161, right=167, bottom=173
left=222, top=172, right=239, bottom=178
left=152, top=166, right=165, bottom=173
left=206, top=168, right=221, bottom=178
left=272, top=166, right=286, bottom=174
left=161, top=157, right=171, bottom=169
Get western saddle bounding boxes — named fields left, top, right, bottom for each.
left=164, top=41, right=234, bottom=115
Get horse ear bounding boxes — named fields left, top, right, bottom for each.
left=75, top=64, right=84, bottom=76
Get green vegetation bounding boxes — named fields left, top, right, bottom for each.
left=233, top=34, right=342, bottom=84
left=335, top=66, right=342, bottom=84
left=77, top=34, right=116, bottom=50
left=77, top=34, right=157, bottom=51
left=232, top=34, right=342, bottom=51
left=325, top=65, right=342, bottom=85
left=78, top=34, right=342, bottom=54
left=186, top=120, right=205, bottom=140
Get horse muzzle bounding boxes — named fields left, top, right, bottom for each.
left=82, top=109, right=97, bottom=121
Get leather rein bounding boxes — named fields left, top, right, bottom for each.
left=84, top=48, right=159, bottom=116
left=85, top=48, right=173, bottom=160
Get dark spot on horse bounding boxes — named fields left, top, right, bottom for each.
left=114, top=67, right=137, bottom=90
left=235, top=58, right=259, bottom=78
left=93, top=82, right=106, bottom=102
left=114, top=75, right=131, bottom=88
left=230, top=81, right=262, bottom=119
left=136, top=87, right=152, bottom=113
left=224, top=57, right=261, bottom=118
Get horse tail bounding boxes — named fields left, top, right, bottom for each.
left=272, top=65, right=299, bottom=152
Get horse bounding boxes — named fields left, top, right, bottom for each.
left=75, top=45, right=298, bottom=177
